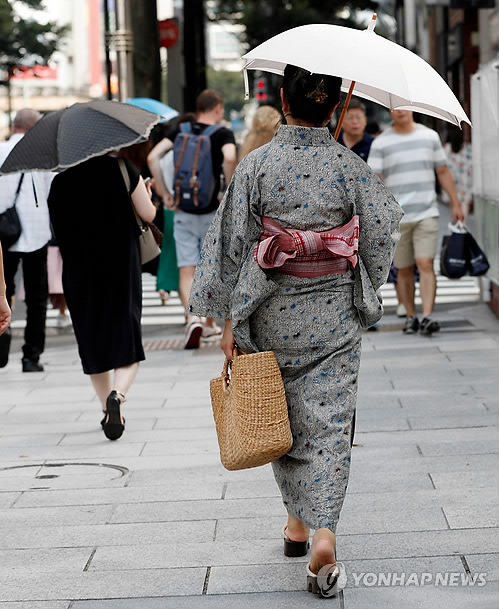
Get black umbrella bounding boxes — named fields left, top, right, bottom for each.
left=0, top=100, right=161, bottom=174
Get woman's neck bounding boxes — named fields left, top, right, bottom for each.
left=285, top=114, right=326, bottom=128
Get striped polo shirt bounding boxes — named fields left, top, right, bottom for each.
left=367, top=124, right=448, bottom=223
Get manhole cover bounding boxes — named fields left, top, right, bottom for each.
left=0, top=462, right=129, bottom=491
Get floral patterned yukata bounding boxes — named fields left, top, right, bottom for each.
left=189, top=125, right=403, bottom=532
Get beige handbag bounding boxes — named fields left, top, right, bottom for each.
left=118, top=159, right=161, bottom=264
left=210, top=349, right=292, bottom=471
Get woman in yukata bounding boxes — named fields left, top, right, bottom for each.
left=188, top=65, right=403, bottom=595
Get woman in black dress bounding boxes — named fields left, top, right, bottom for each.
left=48, top=153, right=156, bottom=440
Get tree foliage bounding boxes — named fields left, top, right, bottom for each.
left=211, top=0, right=380, bottom=52
left=206, top=66, right=246, bottom=116
left=0, top=0, right=69, bottom=73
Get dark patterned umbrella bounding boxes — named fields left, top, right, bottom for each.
left=0, top=100, right=161, bottom=174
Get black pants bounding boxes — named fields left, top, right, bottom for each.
left=3, top=244, right=48, bottom=362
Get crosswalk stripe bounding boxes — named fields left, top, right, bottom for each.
left=10, top=262, right=483, bottom=331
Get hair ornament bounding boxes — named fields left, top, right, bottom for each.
left=306, top=79, right=328, bottom=104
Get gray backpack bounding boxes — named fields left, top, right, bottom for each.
left=173, top=122, right=222, bottom=212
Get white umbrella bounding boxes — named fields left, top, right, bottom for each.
left=242, top=15, right=470, bottom=130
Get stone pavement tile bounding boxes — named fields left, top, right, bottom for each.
left=71, top=591, right=339, bottom=608
left=443, top=505, right=499, bottom=530
left=0, top=547, right=92, bottom=575
left=0, top=504, right=114, bottom=527
left=341, top=581, right=499, bottom=609
left=458, top=368, right=499, bottom=381
left=224, top=480, right=280, bottom=500
left=354, top=413, right=410, bottom=433
left=14, top=479, right=224, bottom=508
left=58, top=427, right=218, bottom=446
left=389, top=368, right=471, bottom=385
left=355, top=395, right=401, bottom=409
left=409, top=413, right=498, bottom=430
left=224, top=471, right=434, bottom=500
left=356, top=379, right=395, bottom=391
left=77, top=407, right=210, bottom=422
left=127, top=463, right=275, bottom=487
left=215, top=516, right=289, bottom=542
left=431, top=470, right=499, bottom=491
left=0, top=473, right=127, bottom=493
left=0, top=520, right=216, bottom=550
left=207, top=562, right=308, bottom=595
left=342, top=487, right=499, bottom=514
left=65, top=453, right=224, bottom=472
left=126, top=383, right=177, bottom=399
left=392, top=378, right=476, bottom=391
left=0, top=601, right=71, bottom=609
left=348, top=442, right=422, bottom=460
left=354, top=426, right=498, bottom=445
left=154, top=416, right=215, bottom=430
left=0, top=492, right=20, bottom=508
left=418, top=439, right=498, bottom=457
left=0, top=433, right=66, bottom=447
left=466, top=553, right=499, bottom=582
left=341, top=554, right=464, bottom=587
left=89, top=540, right=305, bottom=571
left=398, top=393, right=488, bottom=411
left=6, top=386, right=96, bottom=404
left=141, top=438, right=219, bottom=457
left=0, top=568, right=206, bottom=602
left=338, top=527, right=499, bottom=560
left=0, top=419, right=156, bottom=435
left=0, top=442, right=145, bottom=461
left=111, top=497, right=287, bottom=524
left=336, top=506, right=448, bottom=535
left=1, top=411, right=84, bottom=423
left=350, top=453, right=498, bottom=476
left=437, top=338, right=498, bottom=352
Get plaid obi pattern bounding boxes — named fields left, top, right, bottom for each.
left=254, top=215, right=359, bottom=278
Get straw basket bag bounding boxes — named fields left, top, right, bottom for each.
left=210, top=349, right=292, bottom=471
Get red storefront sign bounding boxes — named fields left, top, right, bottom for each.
left=11, top=65, right=58, bottom=79
left=159, top=19, right=179, bottom=48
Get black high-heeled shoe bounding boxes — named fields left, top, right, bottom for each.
left=282, top=526, right=310, bottom=557
left=102, top=391, right=125, bottom=441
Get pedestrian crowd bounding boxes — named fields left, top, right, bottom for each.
left=0, top=73, right=466, bottom=596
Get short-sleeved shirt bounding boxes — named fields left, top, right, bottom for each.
left=367, top=124, right=448, bottom=223
left=337, top=130, right=374, bottom=162
left=0, top=133, right=54, bottom=253
left=170, top=122, right=236, bottom=214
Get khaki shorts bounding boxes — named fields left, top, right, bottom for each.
left=394, top=216, right=439, bottom=269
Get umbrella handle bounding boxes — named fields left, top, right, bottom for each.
left=334, top=81, right=356, bottom=141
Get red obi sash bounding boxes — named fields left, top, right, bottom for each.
left=253, top=215, right=359, bottom=278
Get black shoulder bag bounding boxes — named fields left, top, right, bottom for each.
left=0, top=174, right=24, bottom=249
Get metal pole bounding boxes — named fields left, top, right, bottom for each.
left=114, top=0, right=134, bottom=100
left=103, top=0, right=113, bottom=100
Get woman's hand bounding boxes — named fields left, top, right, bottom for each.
left=220, top=319, right=235, bottom=360
left=0, top=294, right=11, bottom=336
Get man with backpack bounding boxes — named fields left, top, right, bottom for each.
left=148, top=90, right=237, bottom=348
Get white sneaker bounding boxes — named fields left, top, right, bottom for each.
left=57, top=313, right=72, bottom=328
left=396, top=304, right=407, bottom=318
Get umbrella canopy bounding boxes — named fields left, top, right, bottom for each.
left=242, top=18, right=470, bottom=127
left=0, top=100, right=162, bottom=175
left=125, top=97, right=179, bottom=122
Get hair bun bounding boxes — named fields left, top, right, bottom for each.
left=305, top=79, right=328, bottom=104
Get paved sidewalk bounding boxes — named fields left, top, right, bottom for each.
left=0, top=303, right=498, bottom=608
